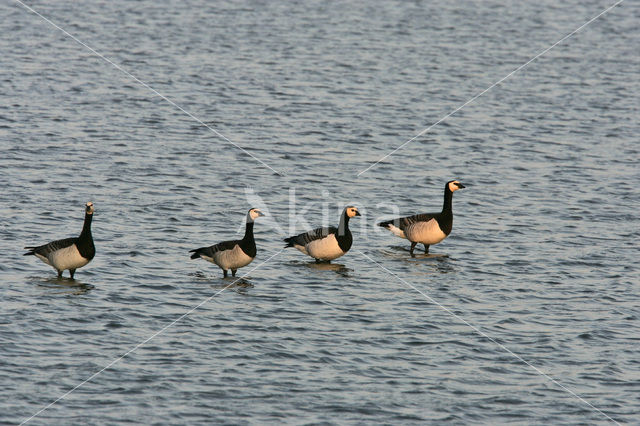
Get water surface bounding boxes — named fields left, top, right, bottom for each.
left=1, top=0, right=639, bottom=423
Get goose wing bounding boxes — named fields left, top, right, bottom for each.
left=284, top=226, right=337, bottom=247
left=190, top=239, right=240, bottom=259
left=378, top=213, right=437, bottom=231
left=24, top=237, right=77, bottom=257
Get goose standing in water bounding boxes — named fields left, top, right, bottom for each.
left=189, top=208, right=264, bottom=277
left=284, top=206, right=361, bottom=263
left=378, top=180, right=465, bottom=256
left=24, top=202, right=96, bottom=279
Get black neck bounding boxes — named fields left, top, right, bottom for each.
left=77, top=212, right=95, bottom=259
left=336, top=211, right=353, bottom=252
left=338, top=211, right=351, bottom=235
left=442, top=185, right=453, bottom=213
left=79, top=213, right=93, bottom=240
left=243, top=221, right=254, bottom=241
left=240, top=220, right=257, bottom=257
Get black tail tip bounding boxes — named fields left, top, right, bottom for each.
left=189, top=250, right=200, bottom=259
left=283, top=237, right=294, bottom=248
left=377, top=221, right=391, bottom=228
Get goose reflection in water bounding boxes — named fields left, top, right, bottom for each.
left=305, top=262, right=352, bottom=277
left=35, top=276, right=95, bottom=295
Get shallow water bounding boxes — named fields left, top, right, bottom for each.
left=1, top=0, right=639, bottom=424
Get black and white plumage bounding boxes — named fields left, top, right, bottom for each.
left=378, top=180, right=465, bottom=256
left=189, top=208, right=264, bottom=277
left=284, top=206, right=361, bottom=262
left=24, top=202, right=96, bottom=279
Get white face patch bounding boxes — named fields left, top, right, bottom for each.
left=346, top=207, right=359, bottom=218
left=86, top=202, right=95, bottom=214
left=249, top=209, right=263, bottom=221
left=448, top=181, right=460, bottom=192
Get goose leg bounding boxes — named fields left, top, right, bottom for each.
left=69, top=269, right=76, bottom=279
left=57, top=269, right=63, bottom=278
left=410, top=242, right=417, bottom=257
left=424, top=244, right=429, bottom=254
left=231, top=269, right=237, bottom=277
left=223, top=269, right=228, bottom=278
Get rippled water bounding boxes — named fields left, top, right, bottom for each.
left=1, top=0, right=639, bottom=424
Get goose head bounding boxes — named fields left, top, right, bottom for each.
left=247, top=208, right=265, bottom=222
left=447, top=180, right=466, bottom=192
left=344, top=206, right=361, bottom=218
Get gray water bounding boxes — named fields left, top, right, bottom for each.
left=1, top=0, right=639, bottom=424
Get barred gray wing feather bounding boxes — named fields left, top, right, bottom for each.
left=24, top=237, right=77, bottom=256
left=396, top=213, right=438, bottom=231
left=190, top=239, right=239, bottom=259
left=285, top=226, right=337, bottom=247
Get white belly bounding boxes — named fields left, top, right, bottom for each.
left=293, top=244, right=309, bottom=256
left=404, top=219, right=447, bottom=245
left=305, top=234, right=345, bottom=261
left=209, top=245, right=254, bottom=270
left=41, top=245, right=90, bottom=271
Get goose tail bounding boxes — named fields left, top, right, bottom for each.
left=283, top=236, right=296, bottom=248
left=377, top=220, right=392, bottom=229
left=377, top=220, right=406, bottom=239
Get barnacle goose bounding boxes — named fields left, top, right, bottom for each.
left=378, top=180, right=465, bottom=256
left=284, top=206, right=360, bottom=262
left=24, top=202, right=96, bottom=279
left=189, top=208, right=264, bottom=277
